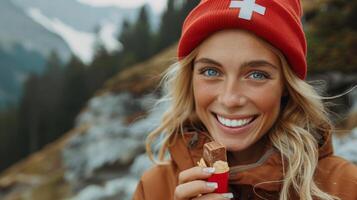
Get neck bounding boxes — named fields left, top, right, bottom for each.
left=227, top=136, right=269, bottom=166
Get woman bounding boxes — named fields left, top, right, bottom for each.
left=133, top=0, right=357, bottom=199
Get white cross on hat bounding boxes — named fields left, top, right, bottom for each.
left=229, top=0, right=266, bottom=20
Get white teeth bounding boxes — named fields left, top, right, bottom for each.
left=217, top=115, right=253, bottom=128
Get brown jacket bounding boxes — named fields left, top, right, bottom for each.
left=133, top=131, right=357, bottom=200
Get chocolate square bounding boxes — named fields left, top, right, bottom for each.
left=203, top=141, right=227, bottom=167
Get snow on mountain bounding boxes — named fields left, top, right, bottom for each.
left=0, top=0, right=70, bottom=60
left=98, top=21, right=123, bottom=53
left=11, top=0, right=163, bottom=64
left=27, top=7, right=96, bottom=64
left=27, top=7, right=122, bottom=64
left=0, top=0, right=165, bottom=107
left=11, top=0, right=137, bottom=32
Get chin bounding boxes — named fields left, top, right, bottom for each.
left=215, top=137, right=249, bottom=152
left=225, top=144, right=249, bottom=152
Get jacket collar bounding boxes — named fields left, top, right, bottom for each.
left=168, top=130, right=334, bottom=192
left=169, top=131, right=210, bottom=171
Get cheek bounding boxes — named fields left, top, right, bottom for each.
left=249, top=84, right=283, bottom=116
left=192, top=78, right=216, bottom=115
left=193, top=80, right=207, bottom=109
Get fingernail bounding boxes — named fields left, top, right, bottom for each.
left=222, top=193, right=234, bottom=199
left=202, top=167, right=215, bottom=174
left=206, top=182, right=218, bottom=189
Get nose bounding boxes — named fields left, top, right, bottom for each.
left=217, top=80, right=247, bottom=108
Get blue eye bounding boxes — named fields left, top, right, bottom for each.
left=202, top=68, right=220, bottom=77
left=249, top=71, right=269, bottom=80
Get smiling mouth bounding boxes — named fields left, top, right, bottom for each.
left=214, top=113, right=257, bottom=128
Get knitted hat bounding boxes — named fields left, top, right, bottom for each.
left=177, top=0, right=307, bottom=79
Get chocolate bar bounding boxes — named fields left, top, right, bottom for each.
left=203, top=141, right=227, bottom=167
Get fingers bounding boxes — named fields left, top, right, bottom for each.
left=174, top=180, right=217, bottom=200
left=174, top=166, right=234, bottom=200
left=178, top=166, right=215, bottom=184
left=192, top=193, right=234, bottom=200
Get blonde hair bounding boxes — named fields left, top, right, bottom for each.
left=145, top=48, right=199, bottom=162
left=145, top=42, right=339, bottom=200
left=267, top=48, right=339, bottom=200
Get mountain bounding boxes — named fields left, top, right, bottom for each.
left=12, top=0, right=153, bottom=33
left=0, top=0, right=161, bottom=109
left=0, top=44, right=46, bottom=109
left=0, top=0, right=153, bottom=64
left=0, top=0, right=71, bottom=61
left=0, top=0, right=67, bottom=109
left=11, top=0, right=161, bottom=63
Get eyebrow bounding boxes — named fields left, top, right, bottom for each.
left=194, top=57, right=279, bottom=70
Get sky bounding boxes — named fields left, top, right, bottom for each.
left=76, top=0, right=168, bottom=14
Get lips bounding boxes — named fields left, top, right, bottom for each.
left=215, top=114, right=256, bottom=128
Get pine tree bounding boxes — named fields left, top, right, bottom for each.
left=18, top=74, right=41, bottom=152
left=179, top=0, right=199, bottom=23
left=119, top=5, right=153, bottom=67
left=134, top=5, right=153, bottom=60
left=0, top=107, right=20, bottom=171
left=45, top=50, right=62, bottom=73
left=60, top=56, right=89, bottom=129
left=155, top=0, right=180, bottom=51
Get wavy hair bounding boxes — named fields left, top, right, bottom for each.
left=145, top=40, right=339, bottom=200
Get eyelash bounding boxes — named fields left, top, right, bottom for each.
left=199, top=67, right=221, bottom=77
left=198, top=67, right=271, bottom=80
left=248, top=71, right=270, bottom=80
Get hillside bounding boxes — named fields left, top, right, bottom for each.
left=103, top=45, right=177, bottom=94
left=0, top=44, right=177, bottom=200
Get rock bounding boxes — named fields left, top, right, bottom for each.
left=127, top=99, right=169, bottom=140
left=61, top=92, right=161, bottom=196
left=129, top=154, right=153, bottom=178
left=76, top=93, right=144, bottom=126
left=63, top=124, right=145, bottom=181
left=333, top=128, right=357, bottom=164
left=63, top=92, right=152, bottom=181
left=71, top=177, right=138, bottom=200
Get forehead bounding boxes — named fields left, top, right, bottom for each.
left=195, top=30, right=281, bottom=67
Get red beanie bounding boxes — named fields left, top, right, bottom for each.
left=178, top=0, right=307, bottom=79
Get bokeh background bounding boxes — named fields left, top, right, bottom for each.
left=0, top=0, right=356, bottom=199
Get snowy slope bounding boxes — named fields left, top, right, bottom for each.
left=27, top=8, right=96, bottom=64
left=11, top=0, right=164, bottom=63
left=0, top=0, right=70, bottom=60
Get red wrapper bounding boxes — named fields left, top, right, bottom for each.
left=207, top=171, right=229, bottom=193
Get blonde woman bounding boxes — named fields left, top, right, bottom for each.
left=133, top=0, right=357, bottom=199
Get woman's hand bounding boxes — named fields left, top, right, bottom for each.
left=174, top=166, right=234, bottom=200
